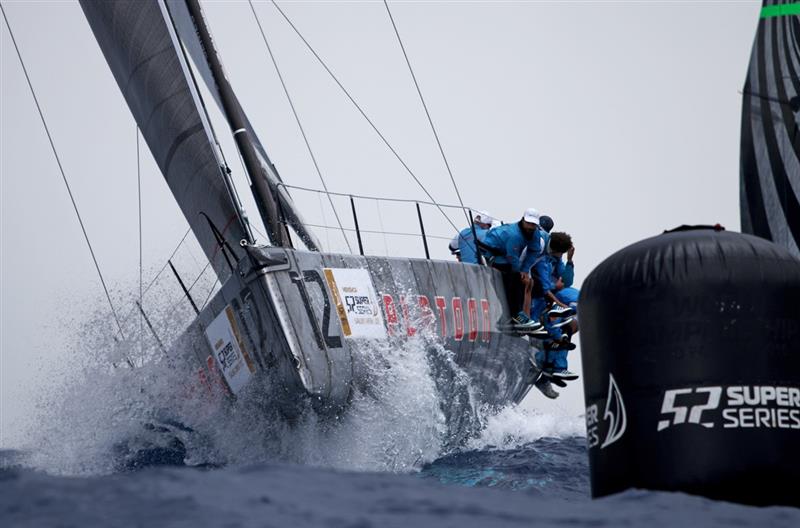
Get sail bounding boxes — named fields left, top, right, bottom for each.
left=80, top=0, right=250, bottom=279
left=166, top=0, right=321, bottom=251
left=740, top=1, right=800, bottom=257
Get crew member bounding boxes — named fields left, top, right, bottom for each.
left=555, top=244, right=579, bottom=331
left=539, top=219, right=578, bottom=330
left=448, top=211, right=493, bottom=264
left=481, top=208, right=546, bottom=327
left=539, top=215, right=554, bottom=234
left=532, top=231, right=578, bottom=379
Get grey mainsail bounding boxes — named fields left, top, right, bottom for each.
left=80, top=0, right=251, bottom=279
left=741, top=1, right=800, bottom=257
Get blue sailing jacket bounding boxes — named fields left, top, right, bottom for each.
left=457, top=225, right=489, bottom=264
left=481, top=222, right=545, bottom=272
left=532, top=252, right=575, bottom=295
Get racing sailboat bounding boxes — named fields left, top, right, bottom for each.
left=78, top=0, right=541, bottom=427
left=740, top=0, right=800, bottom=257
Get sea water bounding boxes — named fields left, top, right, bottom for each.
left=2, top=306, right=798, bottom=527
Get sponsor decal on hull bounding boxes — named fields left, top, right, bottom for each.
left=323, top=268, right=386, bottom=339
left=321, top=268, right=494, bottom=342
left=203, top=305, right=255, bottom=394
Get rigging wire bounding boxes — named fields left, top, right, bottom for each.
left=232, top=146, right=273, bottom=246
left=200, top=277, right=220, bottom=311
left=317, top=190, right=332, bottom=251
left=248, top=0, right=353, bottom=254
left=232, top=115, right=300, bottom=251
left=278, top=182, right=477, bottom=211
left=183, top=239, right=205, bottom=277
left=166, top=259, right=213, bottom=316
left=136, top=124, right=144, bottom=357
left=299, top=221, right=453, bottom=242
left=268, top=0, right=464, bottom=238
left=161, top=0, right=254, bottom=246
left=375, top=198, right=390, bottom=256
left=1, top=4, right=130, bottom=355
left=119, top=227, right=192, bottom=325
left=250, top=222, right=270, bottom=244
left=382, top=0, right=471, bottom=226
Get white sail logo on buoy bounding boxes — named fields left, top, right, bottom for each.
left=601, top=373, right=627, bottom=449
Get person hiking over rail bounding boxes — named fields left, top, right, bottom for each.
left=448, top=210, right=493, bottom=264
left=532, top=231, right=578, bottom=381
left=480, top=208, right=546, bottom=329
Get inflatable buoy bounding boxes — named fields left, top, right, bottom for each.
left=579, top=226, right=800, bottom=507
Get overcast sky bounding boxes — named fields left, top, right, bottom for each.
left=1, top=0, right=760, bottom=446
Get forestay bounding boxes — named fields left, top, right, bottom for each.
left=80, top=0, right=250, bottom=280
left=165, top=0, right=321, bottom=251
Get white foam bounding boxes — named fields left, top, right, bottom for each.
left=17, top=282, right=579, bottom=476
left=15, top=286, right=211, bottom=475
left=17, top=292, right=462, bottom=474
left=469, top=405, right=586, bottom=451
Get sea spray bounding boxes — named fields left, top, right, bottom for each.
left=14, top=276, right=221, bottom=475
left=14, top=293, right=459, bottom=474
left=469, top=405, right=585, bottom=452
left=17, top=280, right=579, bottom=477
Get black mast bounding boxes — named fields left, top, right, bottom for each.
left=183, top=0, right=287, bottom=247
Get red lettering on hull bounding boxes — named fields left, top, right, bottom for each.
left=452, top=297, right=464, bottom=341
left=205, top=355, right=229, bottom=394
left=434, top=296, right=447, bottom=337
left=418, top=295, right=435, bottom=332
left=399, top=295, right=415, bottom=336
left=382, top=294, right=399, bottom=336
left=480, top=299, right=491, bottom=342
left=373, top=293, right=491, bottom=342
left=467, top=298, right=478, bottom=342
left=197, top=368, right=212, bottom=394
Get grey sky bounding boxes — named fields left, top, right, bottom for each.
left=1, top=0, right=760, bottom=446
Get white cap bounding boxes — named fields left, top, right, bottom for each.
left=475, top=210, right=493, bottom=225
left=523, top=207, right=540, bottom=224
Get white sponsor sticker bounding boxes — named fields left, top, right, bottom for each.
left=204, top=306, right=254, bottom=394
left=323, top=268, right=386, bottom=339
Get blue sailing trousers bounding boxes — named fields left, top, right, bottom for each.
left=531, top=297, right=563, bottom=341
left=532, top=296, right=570, bottom=372
left=535, top=347, right=568, bottom=371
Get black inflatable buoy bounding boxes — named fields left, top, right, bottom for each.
left=579, top=227, right=800, bottom=507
